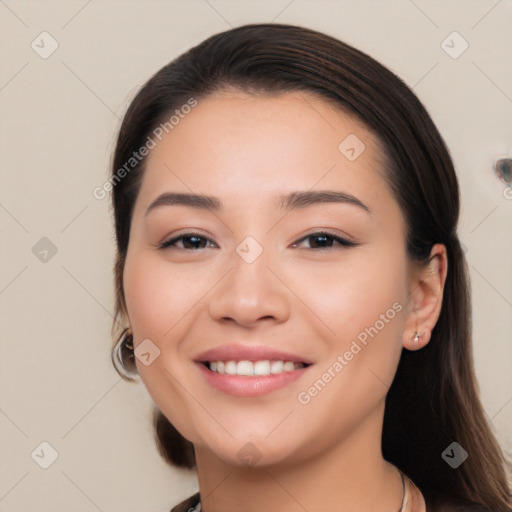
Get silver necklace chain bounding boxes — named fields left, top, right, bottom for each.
left=398, top=471, right=406, bottom=511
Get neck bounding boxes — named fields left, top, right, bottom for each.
left=194, top=403, right=404, bottom=512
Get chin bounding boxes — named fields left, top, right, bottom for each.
left=201, top=430, right=309, bottom=469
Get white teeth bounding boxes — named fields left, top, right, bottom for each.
left=283, top=361, right=295, bottom=372
left=254, top=360, right=270, bottom=376
left=237, top=360, right=254, bottom=376
left=270, top=360, right=284, bottom=374
left=225, top=361, right=237, bottom=375
left=207, top=360, right=306, bottom=376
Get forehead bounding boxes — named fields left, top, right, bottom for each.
left=136, top=90, right=395, bottom=216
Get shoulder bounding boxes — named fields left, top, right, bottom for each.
left=170, top=492, right=200, bottom=512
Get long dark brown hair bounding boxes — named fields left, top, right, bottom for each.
left=109, top=23, right=511, bottom=510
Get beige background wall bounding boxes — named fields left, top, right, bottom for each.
left=1, top=1, right=511, bottom=510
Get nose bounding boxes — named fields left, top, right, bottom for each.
left=208, top=248, right=291, bottom=328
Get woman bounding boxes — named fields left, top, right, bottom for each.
left=110, top=24, right=511, bottom=511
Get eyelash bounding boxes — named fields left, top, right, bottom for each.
left=158, top=230, right=358, bottom=251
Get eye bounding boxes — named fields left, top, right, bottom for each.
left=291, top=231, right=358, bottom=250
left=159, top=232, right=217, bottom=250
left=158, top=230, right=357, bottom=251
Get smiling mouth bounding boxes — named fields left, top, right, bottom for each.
left=202, top=360, right=312, bottom=377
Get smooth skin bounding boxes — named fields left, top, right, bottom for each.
left=123, top=90, right=447, bottom=512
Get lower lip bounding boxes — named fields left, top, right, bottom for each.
left=196, top=363, right=310, bottom=397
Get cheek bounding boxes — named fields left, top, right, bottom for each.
left=123, top=251, right=205, bottom=341
left=122, top=250, right=208, bottom=442
left=289, top=245, right=408, bottom=413
left=286, top=245, right=408, bottom=343
left=289, top=250, right=408, bottom=438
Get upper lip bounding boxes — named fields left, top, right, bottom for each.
left=194, top=344, right=313, bottom=364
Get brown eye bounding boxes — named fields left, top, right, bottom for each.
left=159, top=233, right=217, bottom=250
left=292, top=231, right=357, bottom=250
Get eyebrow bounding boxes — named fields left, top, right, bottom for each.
left=144, top=190, right=370, bottom=217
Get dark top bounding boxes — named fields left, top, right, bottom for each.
left=171, top=492, right=200, bottom=512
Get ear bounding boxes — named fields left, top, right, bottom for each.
left=402, top=243, right=448, bottom=351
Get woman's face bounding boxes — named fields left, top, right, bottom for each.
left=123, top=90, right=415, bottom=467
